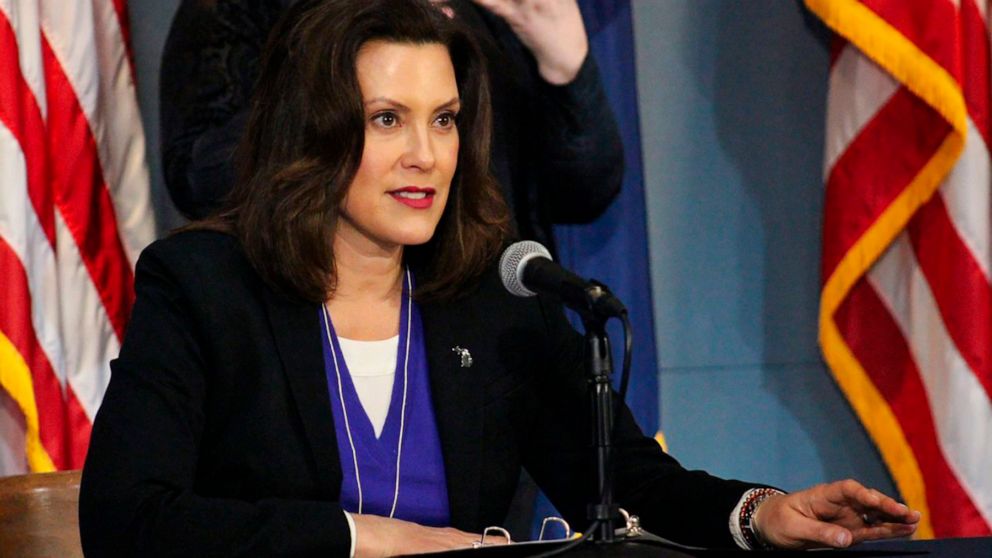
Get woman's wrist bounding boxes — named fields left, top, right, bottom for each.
left=733, top=488, right=786, bottom=550
left=534, top=42, right=588, bottom=85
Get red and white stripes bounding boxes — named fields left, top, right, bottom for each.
left=0, top=0, right=153, bottom=474
left=808, top=0, right=992, bottom=538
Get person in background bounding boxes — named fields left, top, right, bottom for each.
left=81, top=1, right=919, bottom=556
left=159, top=0, right=622, bottom=255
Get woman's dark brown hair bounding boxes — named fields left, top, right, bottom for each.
left=208, top=0, right=509, bottom=302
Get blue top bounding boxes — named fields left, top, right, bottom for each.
left=320, top=273, right=450, bottom=526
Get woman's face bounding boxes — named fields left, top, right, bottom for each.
left=337, top=40, right=460, bottom=253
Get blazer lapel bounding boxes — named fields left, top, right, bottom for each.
left=263, top=291, right=341, bottom=499
left=420, top=295, right=485, bottom=531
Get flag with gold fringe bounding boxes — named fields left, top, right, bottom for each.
left=807, top=0, right=992, bottom=538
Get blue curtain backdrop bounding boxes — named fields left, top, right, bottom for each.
left=556, top=0, right=658, bottom=434
left=534, top=0, right=659, bottom=534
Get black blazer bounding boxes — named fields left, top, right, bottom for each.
left=80, top=231, right=754, bottom=557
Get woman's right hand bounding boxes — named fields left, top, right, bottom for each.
left=352, top=514, right=481, bottom=557
left=751, top=480, right=919, bottom=549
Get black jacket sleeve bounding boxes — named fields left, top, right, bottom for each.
left=531, top=53, right=624, bottom=224
left=78, top=241, right=351, bottom=558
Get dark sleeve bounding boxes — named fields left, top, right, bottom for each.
left=522, top=296, right=758, bottom=549
left=531, top=53, right=624, bottom=224
left=159, top=0, right=284, bottom=220
left=78, top=244, right=351, bottom=558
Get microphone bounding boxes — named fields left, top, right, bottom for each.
left=498, top=241, right=626, bottom=318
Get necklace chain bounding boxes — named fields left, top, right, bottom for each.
left=322, top=268, right=412, bottom=517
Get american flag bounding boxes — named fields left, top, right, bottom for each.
left=808, top=0, right=992, bottom=537
left=0, top=0, right=154, bottom=474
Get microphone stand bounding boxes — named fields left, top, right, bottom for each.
left=571, top=281, right=621, bottom=544
left=584, top=314, right=617, bottom=543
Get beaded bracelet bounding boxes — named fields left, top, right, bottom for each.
left=738, top=488, right=783, bottom=550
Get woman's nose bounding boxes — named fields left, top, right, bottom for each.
left=401, top=126, right=436, bottom=171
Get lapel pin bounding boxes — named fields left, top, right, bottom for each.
left=451, top=346, right=473, bottom=368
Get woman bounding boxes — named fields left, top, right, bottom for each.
left=80, top=1, right=918, bottom=556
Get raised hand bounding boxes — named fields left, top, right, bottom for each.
left=470, top=0, right=588, bottom=84
left=752, top=479, right=920, bottom=549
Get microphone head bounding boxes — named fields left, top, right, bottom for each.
left=499, top=241, right=553, bottom=297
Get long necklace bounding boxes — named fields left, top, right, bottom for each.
left=321, top=268, right=412, bottom=517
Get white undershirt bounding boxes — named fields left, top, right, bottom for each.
left=337, top=336, right=398, bottom=438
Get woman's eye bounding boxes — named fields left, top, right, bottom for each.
left=434, top=112, right=457, bottom=129
left=372, top=112, right=399, bottom=128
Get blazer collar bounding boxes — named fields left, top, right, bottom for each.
left=262, top=290, right=342, bottom=499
